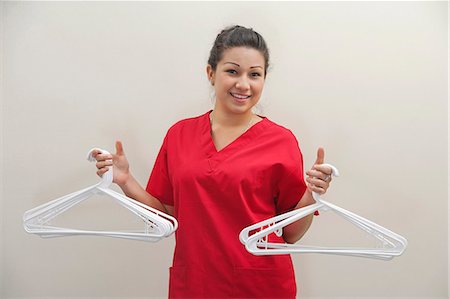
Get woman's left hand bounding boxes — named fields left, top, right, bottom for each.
left=305, top=147, right=333, bottom=195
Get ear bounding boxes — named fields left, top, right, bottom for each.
left=206, top=64, right=215, bottom=85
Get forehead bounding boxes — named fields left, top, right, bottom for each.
left=219, top=47, right=265, bottom=68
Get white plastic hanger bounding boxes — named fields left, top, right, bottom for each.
left=23, top=148, right=178, bottom=242
left=239, top=164, right=407, bottom=260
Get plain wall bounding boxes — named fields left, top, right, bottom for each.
left=1, top=1, right=448, bottom=298
left=0, top=2, right=4, bottom=297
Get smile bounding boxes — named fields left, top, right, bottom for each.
left=230, top=92, right=251, bottom=101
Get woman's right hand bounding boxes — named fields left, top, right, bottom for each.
left=92, top=141, right=131, bottom=187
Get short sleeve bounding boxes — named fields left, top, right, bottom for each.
left=275, top=165, right=308, bottom=215
left=273, top=131, right=309, bottom=215
left=145, top=134, right=174, bottom=206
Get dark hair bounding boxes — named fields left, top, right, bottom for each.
left=207, top=25, right=270, bottom=77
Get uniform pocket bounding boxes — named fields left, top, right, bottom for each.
left=232, top=266, right=296, bottom=298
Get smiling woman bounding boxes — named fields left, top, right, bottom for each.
left=207, top=47, right=265, bottom=119
left=93, top=25, right=333, bottom=298
left=207, top=46, right=267, bottom=151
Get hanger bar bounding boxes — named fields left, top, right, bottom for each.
left=239, top=164, right=407, bottom=260
left=23, top=148, right=178, bottom=242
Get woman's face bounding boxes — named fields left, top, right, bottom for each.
left=207, top=47, right=266, bottom=115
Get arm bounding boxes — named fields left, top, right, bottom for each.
left=282, top=147, right=332, bottom=244
left=282, top=190, right=315, bottom=244
left=119, top=174, right=174, bottom=216
left=94, top=141, right=174, bottom=216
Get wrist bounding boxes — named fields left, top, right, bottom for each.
left=117, top=171, right=133, bottom=189
left=297, top=189, right=316, bottom=208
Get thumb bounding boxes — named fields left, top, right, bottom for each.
left=115, top=140, right=125, bottom=156
left=314, top=147, right=325, bottom=165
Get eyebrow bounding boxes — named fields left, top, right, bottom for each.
left=224, top=62, right=263, bottom=69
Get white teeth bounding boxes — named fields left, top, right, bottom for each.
left=231, top=93, right=250, bottom=99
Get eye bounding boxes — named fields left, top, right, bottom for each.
left=226, top=69, right=237, bottom=74
left=251, top=72, right=262, bottom=77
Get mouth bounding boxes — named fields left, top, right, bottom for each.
left=230, top=92, right=251, bottom=102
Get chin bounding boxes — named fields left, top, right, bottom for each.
left=228, top=105, right=255, bottom=115
left=216, top=97, right=259, bottom=114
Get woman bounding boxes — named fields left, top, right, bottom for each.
left=93, top=25, right=332, bottom=298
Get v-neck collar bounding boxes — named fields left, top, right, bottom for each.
left=202, top=110, right=271, bottom=160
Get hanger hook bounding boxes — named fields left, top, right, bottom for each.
left=312, top=163, right=339, bottom=203
left=87, top=148, right=113, bottom=188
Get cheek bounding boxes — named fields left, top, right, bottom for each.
left=215, top=78, right=231, bottom=90
left=253, top=82, right=264, bottom=93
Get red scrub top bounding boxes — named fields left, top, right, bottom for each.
left=146, top=110, right=307, bottom=298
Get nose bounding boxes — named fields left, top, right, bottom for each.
left=235, top=76, right=250, bottom=91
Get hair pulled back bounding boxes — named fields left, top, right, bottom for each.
left=208, top=25, right=270, bottom=77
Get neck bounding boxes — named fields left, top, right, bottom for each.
left=210, top=109, right=254, bottom=128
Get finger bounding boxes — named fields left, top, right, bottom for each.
left=314, top=147, right=325, bottom=165
left=306, top=169, right=331, bottom=181
left=307, top=183, right=326, bottom=195
left=96, top=160, right=113, bottom=170
left=313, top=164, right=333, bottom=175
left=96, top=167, right=109, bottom=177
left=95, top=153, right=113, bottom=162
left=306, top=176, right=329, bottom=189
left=91, top=149, right=102, bottom=159
left=93, top=149, right=113, bottom=159
left=116, top=141, right=124, bottom=156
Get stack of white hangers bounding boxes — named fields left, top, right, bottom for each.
left=23, top=148, right=178, bottom=242
left=239, top=164, right=407, bottom=260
